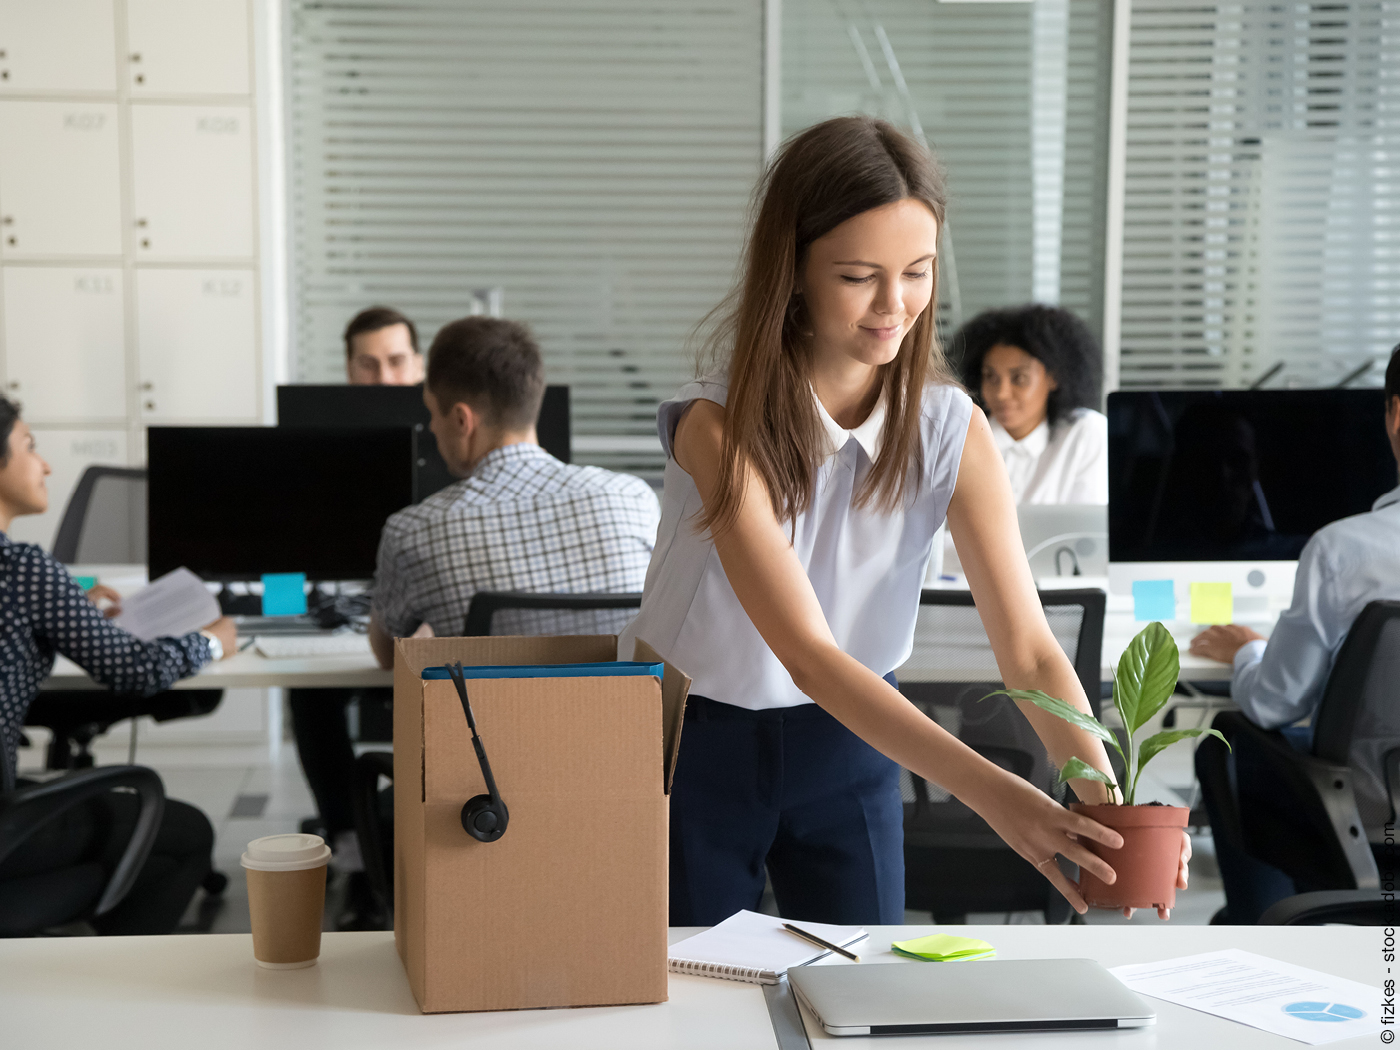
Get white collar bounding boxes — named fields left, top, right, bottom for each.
left=1375, top=485, right=1400, bottom=512
left=813, top=387, right=887, bottom=461
left=991, top=416, right=1050, bottom=459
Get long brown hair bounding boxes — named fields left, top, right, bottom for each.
left=699, top=116, right=953, bottom=536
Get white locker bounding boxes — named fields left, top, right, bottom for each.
left=125, top=0, right=249, bottom=96
left=2, top=267, right=126, bottom=424
left=136, top=268, right=258, bottom=421
left=0, top=0, right=118, bottom=94
left=0, top=101, right=122, bottom=257
left=131, top=104, right=255, bottom=260
left=5, top=427, right=128, bottom=551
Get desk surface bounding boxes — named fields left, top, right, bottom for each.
left=2, top=924, right=1377, bottom=1049
left=44, top=569, right=1254, bottom=690
left=44, top=647, right=393, bottom=691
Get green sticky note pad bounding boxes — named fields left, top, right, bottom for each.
left=1190, top=582, right=1233, bottom=624
left=74, top=575, right=98, bottom=590
left=889, top=933, right=996, bottom=962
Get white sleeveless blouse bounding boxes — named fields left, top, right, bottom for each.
left=619, top=374, right=974, bottom=709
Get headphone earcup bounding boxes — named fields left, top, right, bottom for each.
left=461, top=793, right=509, bottom=842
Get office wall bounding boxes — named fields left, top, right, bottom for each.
left=0, top=0, right=283, bottom=549
left=285, top=0, right=766, bottom=479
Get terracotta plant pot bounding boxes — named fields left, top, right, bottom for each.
left=1068, top=803, right=1189, bottom=910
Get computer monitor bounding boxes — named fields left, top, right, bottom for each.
left=147, top=427, right=415, bottom=582
left=276, top=383, right=571, bottom=502
left=1107, top=389, right=1394, bottom=605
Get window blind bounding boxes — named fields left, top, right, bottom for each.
left=1120, top=1, right=1400, bottom=390
left=782, top=0, right=1114, bottom=341
left=286, top=0, right=764, bottom=476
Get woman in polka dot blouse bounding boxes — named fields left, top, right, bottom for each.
left=0, top=398, right=238, bottom=933
left=0, top=401, right=236, bottom=790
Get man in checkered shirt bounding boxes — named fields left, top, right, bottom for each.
left=368, top=316, right=659, bottom=664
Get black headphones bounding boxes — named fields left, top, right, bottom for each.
left=446, top=662, right=510, bottom=842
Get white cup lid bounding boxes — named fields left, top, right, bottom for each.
left=241, top=833, right=331, bottom=872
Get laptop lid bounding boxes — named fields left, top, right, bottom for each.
left=787, top=958, right=1155, bottom=1037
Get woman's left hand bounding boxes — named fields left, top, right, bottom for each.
left=85, top=583, right=123, bottom=619
left=1122, top=829, right=1190, bottom=920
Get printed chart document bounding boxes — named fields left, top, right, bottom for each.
left=113, top=568, right=220, bottom=642
left=1111, top=949, right=1380, bottom=1045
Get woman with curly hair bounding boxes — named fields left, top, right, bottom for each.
left=952, top=304, right=1107, bottom=504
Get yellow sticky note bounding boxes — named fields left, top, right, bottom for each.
left=890, top=934, right=996, bottom=962
left=1190, top=582, right=1233, bottom=624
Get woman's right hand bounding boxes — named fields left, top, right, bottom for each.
left=968, top=769, right=1122, bottom=914
left=202, top=615, right=238, bottom=660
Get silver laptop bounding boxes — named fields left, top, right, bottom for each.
left=1017, top=504, right=1108, bottom=579
left=787, top=958, right=1155, bottom=1037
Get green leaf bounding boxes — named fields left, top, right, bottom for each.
left=1113, top=622, right=1181, bottom=738
left=981, top=688, right=1126, bottom=769
left=1130, top=727, right=1231, bottom=805
left=1056, top=756, right=1118, bottom=793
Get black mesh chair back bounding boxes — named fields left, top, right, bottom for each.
left=899, top=588, right=1105, bottom=923
left=51, top=466, right=147, bottom=564
left=462, top=591, right=643, bottom=638
left=1311, top=601, right=1400, bottom=837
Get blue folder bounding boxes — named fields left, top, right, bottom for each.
left=421, top=661, right=663, bottom=681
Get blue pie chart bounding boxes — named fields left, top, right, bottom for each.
left=1283, top=1001, right=1366, bottom=1023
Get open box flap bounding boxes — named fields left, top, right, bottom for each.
left=632, top=638, right=690, bottom=795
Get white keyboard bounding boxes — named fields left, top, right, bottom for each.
left=254, top=633, right=371, bottom=659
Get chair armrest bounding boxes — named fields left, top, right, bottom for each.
left=0, top=765, right=166, bottom=916
left=351, top=751, right=395, bottom=915
left=1221, top=713, right=1379, bottom=890
left=1260, top=889, right=1391, bottom=926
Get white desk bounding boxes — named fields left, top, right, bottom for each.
left=43, top=647, right=392, bottom=691
left=899, top=576, right=1281, bottom=685
left=2, top=924, right=1377, bottom=1049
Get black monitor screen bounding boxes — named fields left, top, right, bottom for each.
left=1109, top=389, right=1395, bottom=563
left=148, top=427, right=415, bottom=581
left=276, top=383, right=571, bottom=502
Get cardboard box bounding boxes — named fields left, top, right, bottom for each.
left=392, top=634, right=689, bottom=1014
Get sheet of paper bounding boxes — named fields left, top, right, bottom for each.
left=261, top=572, right=308, bottom=616
left=1111, top=949, right=1381, bottom=1045
left=1190, top=581, right=1233, bottom=624
left=113, top=567, right=220, bottom=641
left=1132, top=579, right=1176, bottom=621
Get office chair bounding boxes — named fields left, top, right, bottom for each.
left=0, top=765, right=164, bottom=937
left=28, top=465, right=223, bottom=770
left=899, top=588, right=1107, bottom=924
left=1259, top=890, right=1391, bottom=926
left=350, top=590, right=646, bottom=918
left=1195, top=600, right=1400, bottom=901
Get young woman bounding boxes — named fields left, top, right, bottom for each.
left=620, top=117, right=1187, bottom=926
left=953, top=304, right=1107, bottom=504
left=0, top=398, right=237, bottom=933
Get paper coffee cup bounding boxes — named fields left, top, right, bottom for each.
left=241, top=833, right=331, bottom=969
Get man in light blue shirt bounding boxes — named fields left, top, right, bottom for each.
left=1190, top=347, right=1400, bottom=734
left=1190, top=343, right=1400, bottom=921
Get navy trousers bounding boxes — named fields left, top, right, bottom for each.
left=669, top=685, right=905, bottom=927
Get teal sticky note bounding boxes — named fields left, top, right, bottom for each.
left=1132, top=580, right=1176, bottom=622
left=73, top=575, right=98, bottom=591
left=261, top=572, right=307, bottom=616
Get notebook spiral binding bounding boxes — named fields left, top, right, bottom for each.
left=668, top=958, right=778, bottom=985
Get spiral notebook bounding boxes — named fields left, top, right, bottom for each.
left=667, top=910, right=867, bottom=985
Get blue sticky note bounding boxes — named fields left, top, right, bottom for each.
left=73, top=575, right=98, bottom=591
left=261, top=572, right=308, bottom=617
left=1132, top=580, right=1176, bottom=622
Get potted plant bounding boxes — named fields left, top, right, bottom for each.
left=985, top=621, right=1228, bottom=911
